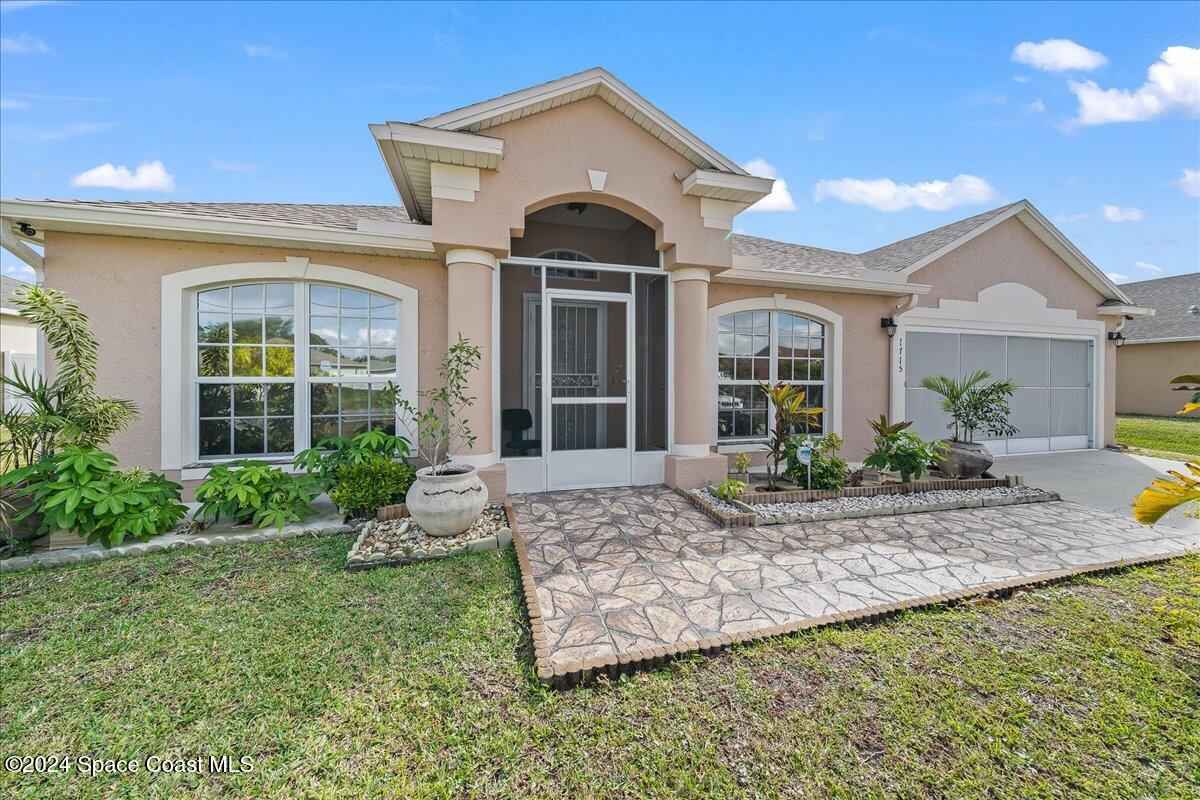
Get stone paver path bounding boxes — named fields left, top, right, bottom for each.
left=512, top=486, right=1199, bottom=673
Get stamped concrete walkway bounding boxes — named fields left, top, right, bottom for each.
left=512, top=486, right=1199, bottom=677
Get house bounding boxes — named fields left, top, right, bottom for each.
left=1, top=275, right=38, bottom=412
left=0, top=68, right=1152, bottom=498
left=1114, top=272, right=1200, bottom=417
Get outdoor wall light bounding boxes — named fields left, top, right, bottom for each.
left=1108, top=330, right=1126, bottom=347
left=880, top=317, right=898, bottom=337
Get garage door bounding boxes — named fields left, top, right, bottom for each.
left=905, top=331, right=1093, bottom=454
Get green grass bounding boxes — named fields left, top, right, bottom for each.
left=2, top=539, right=1198, bottom=799
left=1116, top=413, right=1200, bottom=461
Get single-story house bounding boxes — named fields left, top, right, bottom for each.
left=1115, top=272, right=1200, bottom=416
left=0, top=68, right=1154, bottom=499
left=1, top=275, right=38, bottom=412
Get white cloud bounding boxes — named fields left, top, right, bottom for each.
left=0, top=98, right=30, bottom=110
left=1013, top=39, right=1107, bottom=72
left=812, top=174, right=999, bottom=212
left=1, top=261, right=36, bottom=282
left=1070, top=45, right=1200, bottom=125
left=210, top=158, right=262, bottom=174
left=1105, top=272, right=1129, bottom=283
left=243, top=43, right=288, bottom=59
left=1024, top=98, right=1046, bottom=113
left=1176, top=167, right=1200, bottom=198
left=0, top=32, right=52, bottom=53
left=742, top=158, right=796, bottom=213
left=1133, top=260, right=1162, bottom=274
left=1101, top=204, right=1144, bottom=223
left=0, top=1, right=64, bottom=12
left=1013, top=75, right=1029, bottom=84
left=1053, top=212, right=1089, bottom=224
left=70, top=160, right=175, bottom=192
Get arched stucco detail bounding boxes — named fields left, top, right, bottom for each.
left=160, top=258, right=420, bottom=470
left=519, top=191, right=670, bottom=254
left=706, top=295, right=844, bottom=449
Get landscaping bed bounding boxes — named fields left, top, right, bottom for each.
left=741, top=475, right=1011, bottom=505
left=346, top=504, right=516, bottom=570
left=752, top=485, right=1059, bottom=524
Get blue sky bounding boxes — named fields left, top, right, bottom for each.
left=2, top=0, right=1197, bottom=284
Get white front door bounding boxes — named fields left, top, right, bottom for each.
left=544, top=289, right=632, bottom=489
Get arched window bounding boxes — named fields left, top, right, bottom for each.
left=194, top=281, right=399, bottom=458
left=716, top=310, right=825, bottom=441
left=531, top=249, right=598, bottom=281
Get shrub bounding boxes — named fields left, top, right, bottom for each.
left=193, top=461, right=318, bottom=530
left=294, top=427, right=411, bottom=492
left=1, top=446, right=185, bottom=548
left=784, top=433, right=848, bottom=491
left=714, top=477, right=747, bottom=504
left=865, top=429, right=946, bottom=483
left=731, top=452, right=752, bottom=475
left=756, top=382, right=825, bottom=490
left=328, top=457, right=416, bottom=519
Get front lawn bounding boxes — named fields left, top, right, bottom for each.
left=1116, top=413, right=1199, bottom=460
left=1, top=539, right=1197, bottom=799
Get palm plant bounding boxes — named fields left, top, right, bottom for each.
left=919, top=370, right=1018, bottom=443
left=1132, top=376, right=1199, bottom=524
left=0, top=285, right=137, bottom=469
left=757, top=382, right=824, bottom=490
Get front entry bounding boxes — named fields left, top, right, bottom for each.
left=544, top=289, right=632, bottom=489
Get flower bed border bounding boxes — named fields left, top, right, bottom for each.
left=682, top=487, right=757, bottom=528
left=753, top=488, right=1061, bottom=525
left=741, top=476, right=1012, bottom=506
left=345, top=502, right=517, bottom=572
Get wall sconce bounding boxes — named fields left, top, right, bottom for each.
left=1108, top=330, right=1126, bottom=347
left=880, top=317, right=898, bottom=338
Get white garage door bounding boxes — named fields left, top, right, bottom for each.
left=905, top=331, right=1093, bottom=455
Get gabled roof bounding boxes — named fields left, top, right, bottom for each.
left=10, top=200, right=411, bottom=230
left=372, top=67, right=754, bottom=223
left=1117, top=272, right=1200, bottom=342
left=857, top=203, right=1021, bottom=272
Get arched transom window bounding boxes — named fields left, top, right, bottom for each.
left=716, top=310, right=826, bottom=441
left=195, top=282, right=399, bottom=459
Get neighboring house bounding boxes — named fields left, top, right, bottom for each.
left=1115, top=272, right=1200, bottom=416
left=1, top=275, right=38, bottom=412
left=0, top=68, right=1151, bottom=497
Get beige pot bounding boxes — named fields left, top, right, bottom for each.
left=404, top=465, right=488, bottom=537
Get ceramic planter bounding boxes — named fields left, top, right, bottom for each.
left=939, top=440, right=993, bottom=479
left=404, top=465, right=489, bottom=537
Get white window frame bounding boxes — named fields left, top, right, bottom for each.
left=161, top=259, right=419, bottom=475
left=707, top=296, right=843, bottom=453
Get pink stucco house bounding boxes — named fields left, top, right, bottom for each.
left=0, top=68, right=1153, bottom=499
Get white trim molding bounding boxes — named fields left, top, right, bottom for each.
left=160, top=260, right=420, bottom=471
left=681, top=169, right=774, bottom=204
left=430, top=163, right=482, bottom=203
left=707, top=295, right=844, bottom=450
left=1122, top=336, right=1200, bottom=346
left=713, top=267, right=931, bottom=297
left=669, top=266, right=711, bottom=283
left=890, top=282, right=1107, bottom=452
left=445, top=248, right=500, bottom=270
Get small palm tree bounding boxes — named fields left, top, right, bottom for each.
left=757, top=382, right=824, bottom=490
left=919, top=370, right=1018, bottom=443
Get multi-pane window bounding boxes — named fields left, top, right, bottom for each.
left=717, top=310, right=826, bottom=441
left=194, top=282, right=399, bottom=460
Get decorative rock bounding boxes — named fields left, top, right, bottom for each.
left=749, top=486, right=1057, bottom=525
left=468, top=535, right=498, bottom=553
left=343, top=505, right=509, bottom=570
left=496, top=527, right=513, bottom=549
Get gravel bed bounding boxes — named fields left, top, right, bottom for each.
left=753, top=486, right=1059, bottom=524
left=346, top=506, right=512, bottom=570
left=691, top=488, right=744, bottom=515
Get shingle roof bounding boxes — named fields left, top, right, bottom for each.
left=856, top=202, right=1022, bottom=272
left=18, top=200, right=412, bottom=230
left=1, top=275, right=31, bottom=307
left=1118, top=273, right=1200, bottom=342
left=731, top=202, right=1022, bottom=278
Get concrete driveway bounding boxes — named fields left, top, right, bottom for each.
left=993, top=450, right=1199, bottom=532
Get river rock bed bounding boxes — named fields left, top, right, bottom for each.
left=753, top=486, right=1059, bottom=524
left=346, top=505, right=512, bottom=571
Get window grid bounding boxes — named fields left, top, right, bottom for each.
left=717, top=310, right=826, bottom=442
left=193, top=282, right=399, bottom=461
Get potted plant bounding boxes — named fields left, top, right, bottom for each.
left=919, top=370, right=1018, bottom=478
left=382, top=336, right=486, bottom=536
left=729, top=452, right=752, bottom=484
left=756, top=382, right=824, bottom=491
left=864, top=425, right=946, bottom=484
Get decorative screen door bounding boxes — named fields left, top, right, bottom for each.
left=543, top=288, right=632, bottom=489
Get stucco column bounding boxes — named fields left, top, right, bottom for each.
left=665, top=267, right=726, bottom=488
left=445, top=249, right=497, bottom=469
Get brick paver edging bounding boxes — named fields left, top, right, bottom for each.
left=741, top=476, right=1011, bottom=506
left=682, top=487, right=757, bottom=528
left=510, top=532, right=1194, bottom=689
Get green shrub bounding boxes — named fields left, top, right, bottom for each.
left=193, top=460, right=318, bottom=530
left=714, top=477, right=747, bottom=503
left=328, top=457, right=416, bottom=519
left=784, top=433, right=848, bottom=491
left=293, top=427, right=411, bottom=492
left=1, top=446, right=185, bottom=548
left=865, top=429, right=946, bottom=483
left=731, top=452, right=752, bottom=474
